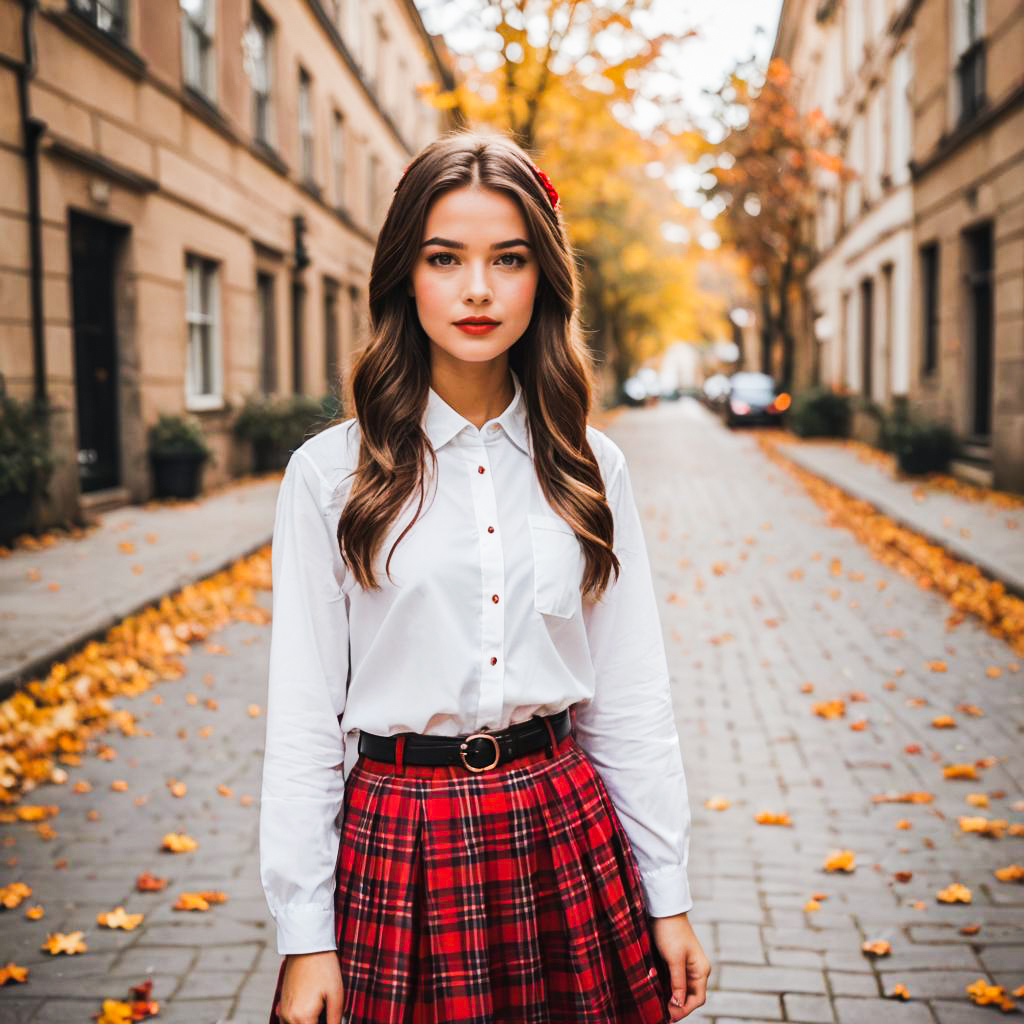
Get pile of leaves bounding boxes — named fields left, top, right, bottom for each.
left=757, top=432, right=1024, bottom=656
left=0, top=551, right=272, bottom=805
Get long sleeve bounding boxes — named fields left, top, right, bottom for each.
left=577, top=447, right=693, bottom=918
left=259, top=447, right=350, bottom=954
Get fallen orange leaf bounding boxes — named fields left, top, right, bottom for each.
left=41, top=930, right=87, bottom=955
left=862, top=938, right=891, bottom=956
left=823, top=849, right=856, bottom=872
left=755, top=811, right=792, bottom=825
left=97, top=906, right=144, bottom=930
left=937, top=882, right=972, bottom=903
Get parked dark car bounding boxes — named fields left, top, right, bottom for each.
left=720, top=372, right=791, bottom=428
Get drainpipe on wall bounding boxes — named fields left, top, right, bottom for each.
left=17, top=0, right=47, bottom=405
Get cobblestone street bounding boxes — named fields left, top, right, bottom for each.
left=1, top=398, right=1021, bottom=1022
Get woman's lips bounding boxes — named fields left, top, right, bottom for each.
left=455, top=322, right=499, bottom=335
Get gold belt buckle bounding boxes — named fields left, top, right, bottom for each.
left=459, top=731, right=501, bottom=772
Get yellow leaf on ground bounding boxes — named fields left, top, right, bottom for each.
left=160, top=832, right=198, bottom=853
left=96, top=906, right=144, bottom=930
left=812, top=699, right=846, bottom=719
left=862, top=939, right=891, bottom=956
left=40, top=931, right=87, bottom=955
left=755, top=811, right=792, bottom=826
left=937, top=882, right=972, bottom=903
left=0, top=962, right=28, bottom=985
left=823, top=849, right=856, bottom=872
left=993, top=863, right=1024, bottom=883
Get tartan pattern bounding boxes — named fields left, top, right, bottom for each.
left=269, top=728, right=672, bottom=1023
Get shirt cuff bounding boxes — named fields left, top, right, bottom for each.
left=639, top=864, right=694, bottom=917
left=272, top=903, right=338, bottom=955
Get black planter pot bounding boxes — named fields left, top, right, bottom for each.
left=252, top=437, right=289, bottom=473
left=0, top=489, right=32, bottom=544
left=150, top=450, right=208, bottom=499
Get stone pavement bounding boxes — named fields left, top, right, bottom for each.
left=0, top=475, right=283, bottom=701
left=0, top=396, right=1021, bottom=1021
left=771, top=439, right=1024, bottom=598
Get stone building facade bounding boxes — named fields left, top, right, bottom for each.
left=0, top=0, right=455, bottom=526
left=906, top=0, right=1023, bottom=490
left=774, top=0, right=916, bottom=440
left=774, top=0, right=1024, bottom=490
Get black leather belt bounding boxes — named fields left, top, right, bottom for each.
left=358, top=708, right=573, bottom=773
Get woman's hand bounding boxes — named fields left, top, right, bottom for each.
left=277, top=951, right=344, bottom=1024
left=650, top=912, right=711, bottom=1021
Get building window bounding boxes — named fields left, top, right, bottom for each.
left=181, top=0, right=216, bottom=101
left=953, top=0, right=985, bottom=124
left=247, top=6, right=274, bottom=146
left=324, top=278, right=340, bottom=395
left=71, top=0, right=127, bottom=39
left=257, top=272, right=277, bottom=394
left=184, top=254, right=222, bottom=408
left=920, top=243, right=939, bottom=378
left=331, top=110, right=346, bottom=208
left=298, top=67, right=314, bottom=184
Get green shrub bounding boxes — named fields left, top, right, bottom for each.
left=880, top=402, right=958, bottom=475
left=787, top=387, right=851, bottom=438
left=147, top=413, right=214, bottom=460
left=0, top=391, right=58, bottom=498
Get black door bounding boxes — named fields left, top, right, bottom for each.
left=70, top=212, right=126, bottom=492
left=965, top=222, right=993, bottom=439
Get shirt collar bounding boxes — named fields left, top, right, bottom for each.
left=423, top=368, right=531, bottom=457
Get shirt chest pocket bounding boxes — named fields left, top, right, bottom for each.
left=527, top=513, right=584, bottom=619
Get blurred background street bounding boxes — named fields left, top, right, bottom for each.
left=1, top=0, right=1022, bottom=1021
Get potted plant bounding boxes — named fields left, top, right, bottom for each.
left=881, top=402, right=958, bottom=476
left=0, top=391, right=58, bottom=544
left=147, top=413, right=214, bottom=499
left=787, top=386, right=851, bottom=438
left=233, top=395, right=288, bottom=473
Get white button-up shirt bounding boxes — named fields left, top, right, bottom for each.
left=259, top=368, right=693, bottom=954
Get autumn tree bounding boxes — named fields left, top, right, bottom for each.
left=697, top=56, right=849, bottom=389
left=416, top=1, right=731, bottom=392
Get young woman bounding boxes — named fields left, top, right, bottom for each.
left=260, top=129, right=710, bottom=1024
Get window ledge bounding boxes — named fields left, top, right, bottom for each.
left=185, top=394, right=226, bottom=413
left=48, top=10, right=146, bottom=79
left=182, top=85, right=237, bottom=142
left=250, top=139, right=289, bottom=176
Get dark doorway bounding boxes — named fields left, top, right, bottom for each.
left=964, top=222, right=993, bottom=438
left=291, top=279, right=306, bottom=395
left=70, top=211, right=126, bottom=493
left=860, top=276, right=874, bottom=399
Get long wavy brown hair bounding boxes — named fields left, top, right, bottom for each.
left=337, top=128, right=620, bottom=601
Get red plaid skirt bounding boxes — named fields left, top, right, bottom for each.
left=269, top=721, right=673, bottom=1023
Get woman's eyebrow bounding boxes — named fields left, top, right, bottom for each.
left=420, top=237, right=533, bottom=250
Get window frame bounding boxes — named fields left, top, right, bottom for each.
left=298, top=65, right=315, bottom=185
left=249, top=4, right=275, bottom=147
left=181, top=0, right=217, bottom=101
left=70, top=0, right=128, bottom=40
left=184, top=252, right=224, bottom=410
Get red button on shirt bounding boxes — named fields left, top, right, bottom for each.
left=492, top=594, right=500, bottom=603
left=477, top=466, right=485, bottom=474
left=490, top=657, right=498, bottom=665
left=487, top=526, right=495, bottom=533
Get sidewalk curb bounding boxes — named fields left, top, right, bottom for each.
left=773, top=441, right=1024, bottom=603
left=0, top=533, right=274, bottom=704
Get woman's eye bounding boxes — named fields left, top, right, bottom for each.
left=425, top=252, right=526, bottom=268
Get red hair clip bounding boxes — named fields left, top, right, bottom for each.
left=530, top=162, right=560, bottom=211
